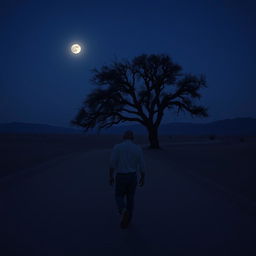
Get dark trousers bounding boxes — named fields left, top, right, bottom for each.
left=115, top=172, right=137, bottom=217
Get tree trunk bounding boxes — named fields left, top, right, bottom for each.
left=148, top=126, right=160, bottom=149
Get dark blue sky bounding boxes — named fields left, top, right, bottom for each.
left=1, top=0, right=256, bottom=126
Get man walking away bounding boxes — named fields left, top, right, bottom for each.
left=109, top=130, right=145, bottom=229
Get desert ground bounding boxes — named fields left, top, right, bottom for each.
left=0, top=133, right=256, bottom=255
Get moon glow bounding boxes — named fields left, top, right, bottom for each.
left=71, top=44, right=81, bottom=54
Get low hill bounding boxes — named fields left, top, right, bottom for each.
left=106, top=117, right=256, bottom=135
left=0, top=117, right=255, bottom=135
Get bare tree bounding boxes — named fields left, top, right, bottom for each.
left=71, top=54, right=208, bottom=148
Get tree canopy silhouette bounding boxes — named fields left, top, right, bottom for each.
left=71, top=54, right=208, bottom=148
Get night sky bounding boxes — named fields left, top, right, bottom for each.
left=1, top=0, right=256, bottom=127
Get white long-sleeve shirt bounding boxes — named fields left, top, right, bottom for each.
left=110, top=140, right=145, bottom=174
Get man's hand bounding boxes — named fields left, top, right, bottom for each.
left=109, top=176, right=115, bottom=186
left=109, top=168, right=115, bottom=186
left=138, top=175, right=145, bottom=187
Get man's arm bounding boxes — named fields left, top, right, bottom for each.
left=109, top=146, right=117, bottom=186
left=138, top=148, right=146, bottom=187
left=139, top=171, right=145, bottom=187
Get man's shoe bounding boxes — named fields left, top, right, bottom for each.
left=120, top=210, right=130, bottom=229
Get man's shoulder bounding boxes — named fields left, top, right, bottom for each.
left=113, top=143, right=122, bottom=150
left=133, top=142, right=141, bottom=148
left=113, top=143, right=120, bottom=148
left=129, top=142, right=142, bottom=152
left=113, top=141, right=142, bottom=151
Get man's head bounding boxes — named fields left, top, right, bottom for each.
left=123, top=130, right=134, bottom=141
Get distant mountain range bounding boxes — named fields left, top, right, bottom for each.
left=0, top=122, right=81, bottom=134
left=0, top=118, right=256, bottom=135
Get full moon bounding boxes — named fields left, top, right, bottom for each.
left=71, top=44, right=81, bottom=54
